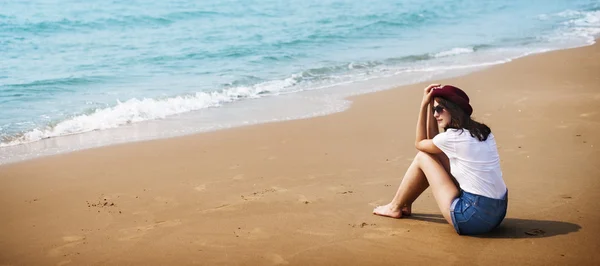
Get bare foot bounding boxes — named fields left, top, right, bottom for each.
left=401, top=204, right=412, bottom=216
left=373, top=203, right=402, bottom=218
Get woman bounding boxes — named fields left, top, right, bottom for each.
left=373, top=84, right=508, bottom=235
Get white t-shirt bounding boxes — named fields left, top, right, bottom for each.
left=432, top=129, right=507, bottom=199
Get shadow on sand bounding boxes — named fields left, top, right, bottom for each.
left=408, top=213, right=581, bottom=238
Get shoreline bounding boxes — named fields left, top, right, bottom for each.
left=1, top=42, right=599, bottom=265
left=1, top=41, right=595, bottom=166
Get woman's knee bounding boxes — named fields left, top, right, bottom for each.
left=415, top=151, right=438, bottom=164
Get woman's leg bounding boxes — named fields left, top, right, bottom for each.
left=401, top=152, right=452, bottom=216
left=373, top=152, right=459, bottom=224
left=387, top=155, right=430, bottom=217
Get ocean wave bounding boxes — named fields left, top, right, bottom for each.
left=2, top=41, right=522, bottom=147
left=138, top=44, right=286, bottom=65
left=270, top=11, right=437, bottom=48
left=540, top=9, right=600, bottom=44
left=562, top=10, right=600, bottom=27
left=385, top=54, right=432, bottom=64
left=270, top=33, right=345, bottom=49
left=359, top=20, right=412, bottom=30
left=4, top=76, right=107, bottom=88
left=385, top=45, right=485, bottom=63
left=0, top=74, right=304, bottom=147
left=2, top=59, right=378, bottom=146
left=354, top=11, right=435, bottom=33
left=234, top=45, right=494, bottom=89
left=0, top=17, right=171, bottom=35
left=3, top=2, right=600, bottom=151
left=164, top=10, right=229, bottom=20
left=0, top=9, right=238, bottom=35
left=0, top=13, right=196, bottom=34
left=432, top=47, right=475, bottom=58
left=0, top=44, right=573, bottom=148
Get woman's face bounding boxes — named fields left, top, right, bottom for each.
left=433, top=99, right=451, bottom=128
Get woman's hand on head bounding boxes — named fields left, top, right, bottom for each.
left=422, top=84, right=441, bottom=106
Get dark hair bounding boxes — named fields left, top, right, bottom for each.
left=436, top=97, right=491, bottom=141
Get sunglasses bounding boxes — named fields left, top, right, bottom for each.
left=432, top=105, right=445, bottom=114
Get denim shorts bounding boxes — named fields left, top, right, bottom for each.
left=450, top=189, right=508, bottom=235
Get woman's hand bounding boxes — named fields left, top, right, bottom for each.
left=422, top=84, right=441, bottom=107
left=416, top=83, right=443, bottom=152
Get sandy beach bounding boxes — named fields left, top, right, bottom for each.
left=1, top=42, right=599, bottom=265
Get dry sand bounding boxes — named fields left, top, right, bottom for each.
left=1, top=43, right=599, bottom=265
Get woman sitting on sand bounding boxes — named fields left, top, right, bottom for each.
left=373, top=84, right=508, bottom=235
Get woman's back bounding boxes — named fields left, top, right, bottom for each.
left=433, top=129, right=506, bottom=199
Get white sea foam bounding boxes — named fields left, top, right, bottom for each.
left=556, top=10, right=584, bottom=18
left=4, top=47, right=539, bottom=150
left=3, top=9, right=599, bottom=150
left=432, top=47, right=475, bottom=58
left=564, top=10, right=600, bottom=42
left=0, top=76, right=304, bottom=147
left=546, top=9, right=600, bottom=45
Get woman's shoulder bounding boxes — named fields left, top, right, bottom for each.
left=444, top=128, right=465, bottom=136
left=445, top=128, right=495, bottom=141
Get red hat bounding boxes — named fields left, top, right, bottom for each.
left=431, top=85, right=473, bottom=116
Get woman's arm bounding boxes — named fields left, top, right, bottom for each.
left=415, top=84, right=442, bottom=154
left=427, top=99, right=440, bottom=139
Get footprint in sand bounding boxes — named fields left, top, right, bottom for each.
left=328, top=185, right=353, bottom=195
left=233, top=227, right=270, bottom=240
left=524, top=229, right=546, bottom=236
left=197, top=203, right=237, bottom=214
left=362, top=227, right=407, bottom=239
left=272, top=186, right=288, bottom=192
left=247, top=228, right=270, bottom=240
left=57, top=259, right=72, bottom=266
left=514, top=97, right=529, bottom=104
left=118, top=220, right=182, bottom=241
left=241, top=187, right=288, bottom=201
left=62, top=236, right=84, bottom=242
left=47, top=235, right=86, bottom=258
left=265, top=253, right=289, bottom=265
left=194, top=184, right=207, bottom=192
left=295, top=229, right=335, bottom=237
left=580, top=112, right=597, bottom=117
left=196, top=241, right=235, bottom=249
left=154, top=196, right=178, bottom=206
left=368, top=200, right=385, bottom=207
left=297, top=194, right=310, bottom=204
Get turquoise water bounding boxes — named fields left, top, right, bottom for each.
left=1, top=0, right=599, bottom=163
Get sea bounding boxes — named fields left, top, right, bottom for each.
left=1, top=0, right=599, bottom=164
